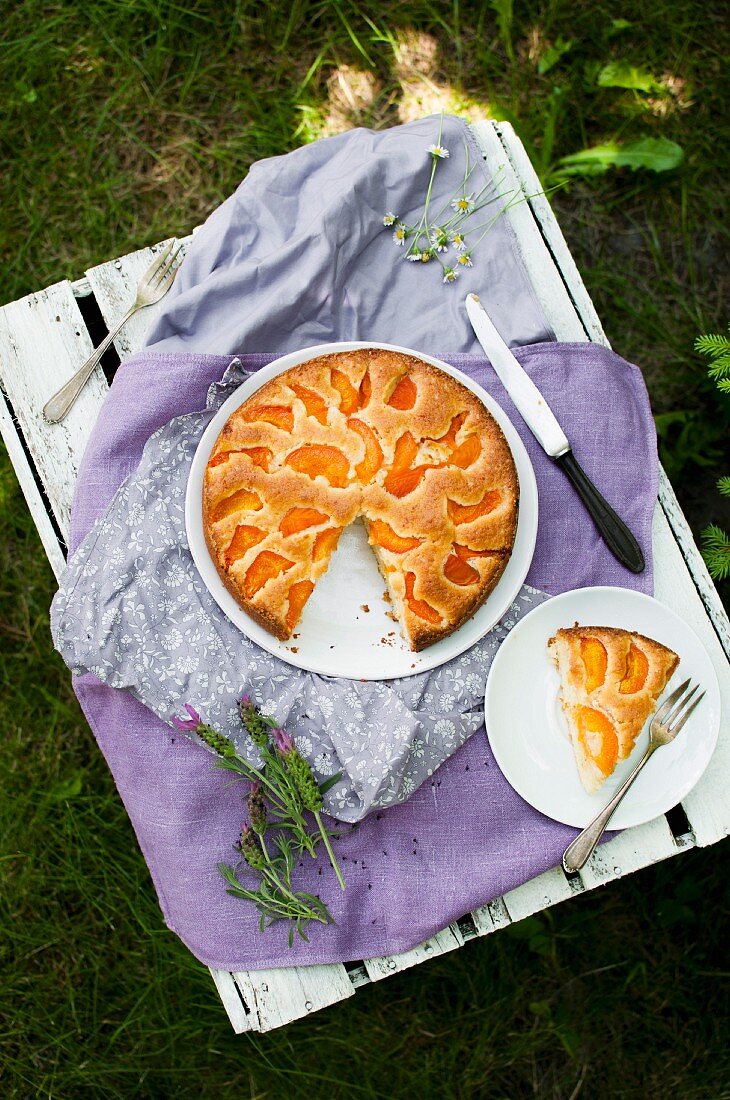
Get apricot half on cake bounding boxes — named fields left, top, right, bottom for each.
left=548, top=625, right=680, bottom=793
left=203, top=348, right=519, bottom=650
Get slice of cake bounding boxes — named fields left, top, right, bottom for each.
left=548, top=625, right=679, bottom=794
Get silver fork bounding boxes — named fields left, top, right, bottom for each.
left=43, top=240, right=182, bottom=424
left=562, top=678, right=705, bottom=873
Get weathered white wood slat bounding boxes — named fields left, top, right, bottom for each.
left=85, top=236, right=192, bottom=360
left=490, top=122, right=609, bottom=346
left=0, top=281, right=109, bottom=539
left=470, top=120, right=592, bottom=343
left=470, top=894, right=514, bottom=936
left=652, top=503, right=730, bottom=846
left=658, top=469, right=730, bottom=659
left=0, top=386, right=66, bottom=579
left=225, top=962, right=356, bottom=1033
left=209, top=967, right=255, bottom=1033
left=576, top=815, right=679, bottom=889
left=363, top=923, right=465, bottom=982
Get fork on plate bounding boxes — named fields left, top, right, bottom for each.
left=43, top=240, right=182, bottom=424
left=562, top=678, right=705, bottom=873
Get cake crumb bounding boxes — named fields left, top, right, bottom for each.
left=360, top=604, right=370, bottom=613
left=382, top=590, right=391, bottom=604
left=386, top=611, right=398, bottom=622
left=290, top=646, right=299, bottom=653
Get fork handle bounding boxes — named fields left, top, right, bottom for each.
left=43, top=306, right=136, bottom=424
left=562, top=743, right=656, bottom=873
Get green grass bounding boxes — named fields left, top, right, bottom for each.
left=1, top=1, right=729, bottom=1096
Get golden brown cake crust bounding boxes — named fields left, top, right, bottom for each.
left=203, top=348, right=519, bottom=650
left=548, top=624, right=679, bottom=793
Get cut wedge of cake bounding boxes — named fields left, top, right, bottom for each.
left=548, top=625, right=679, bottom=794
left=203, top=348, right=519, bottom=650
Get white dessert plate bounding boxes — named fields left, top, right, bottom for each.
left=484, top=586, right=721, bottom=829
left=185, top=341, right=538, bottom=680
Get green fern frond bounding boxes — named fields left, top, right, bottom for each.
left=718, top=378, right=730, bottom=395
left=695, top=331, right=730, bottom=357
left=707, top=354, right=730, bottom=379
left=701, top=524, right=730, bottom=581
left=717, top=475, right=730, bottom=497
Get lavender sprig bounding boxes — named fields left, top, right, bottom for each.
left=272, top=727, right=346, bottom=891
left=220, top=827, right=333, bottom=945
left=171, top=697, right=347, bottom=942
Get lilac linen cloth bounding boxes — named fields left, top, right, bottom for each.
left=61, top=343, right=657, bottom=970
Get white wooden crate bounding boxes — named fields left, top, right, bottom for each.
left=0, top=121, right=727, bottom=1034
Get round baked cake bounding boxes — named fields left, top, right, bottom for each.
left=203, top=348, right=519, bottom=651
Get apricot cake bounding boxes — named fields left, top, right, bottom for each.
left=202, top=348, right=519, bottom=651
left=548, top=625, right=680, bottom=793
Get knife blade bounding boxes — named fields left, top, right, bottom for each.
left=465, top=293, right=645, bottom=574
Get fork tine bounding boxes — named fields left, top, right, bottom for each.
left=144, top=240, right=174, bottom=283
left=161, top=245, right=183, bottom=278
left=666, top=692, right=705, bottom=736
left=653, top=678, right=691, bottom=725
left=150, top=244, right=182, bottom=288
left=664, top=683, right=699, bottom=725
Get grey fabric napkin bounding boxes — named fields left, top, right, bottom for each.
left=51, top=358, right=548, bottom=823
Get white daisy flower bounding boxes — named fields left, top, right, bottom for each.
left=442, top=267, right=458, bottom=283
left=420, top=249, right=433, bottom=263
left=427, top=143, right=449, bottom=159
left=429, top=227, right=449, bottom=252
left=450, top=193, right=474, bottom=213
left=407, top=251, right=423, bottom=262
left=393, top=224, right=408, bottom=246
left=457, top=252, right=473, bottom=267
left=383, top=211, right=398, bottom=226
left=451, top=233, right=467, bottom=251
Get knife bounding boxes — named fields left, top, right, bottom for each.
left=465, top=293, right=645, bottom=574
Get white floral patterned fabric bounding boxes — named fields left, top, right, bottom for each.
left=51, top=360, right=549, bottom=823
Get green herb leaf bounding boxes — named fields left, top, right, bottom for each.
left=318, top=771, right=343, bottom=795
left=538, top=39, right=574, bottom=75
left=597, top=60, right=664, bottom=93
left=555, top=137, right=683, bottom=177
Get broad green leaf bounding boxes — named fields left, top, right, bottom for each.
left=597, top=59, right=664, bottom=93
left=538, top=38, right=574, bottom=75
left=556, top=137, right=683, bottom=176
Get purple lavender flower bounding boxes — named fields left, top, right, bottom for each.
left=273, top=727, right=295, bottom=755
left=238, top=824, right=266, bottom=870
left=171, top=703, right=201, bottom=732
left=239, top=693, right=251, bottom=708
left=247, top=782, right=268, bottom=835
